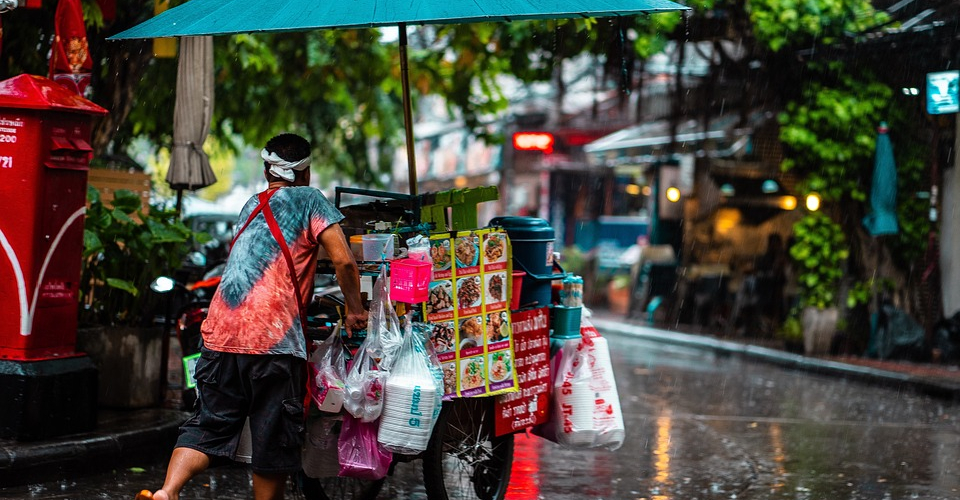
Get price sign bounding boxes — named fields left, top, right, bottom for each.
left=494, top=307, right=551, bottom=436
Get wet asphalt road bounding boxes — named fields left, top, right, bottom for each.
left=1, top=328, right=959, bottom=499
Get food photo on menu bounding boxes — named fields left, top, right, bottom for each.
left=454, top=234, right=480, bottom=268
left=482, top=231, right=506, bottom=264
left=488, top=351, right=513, bottom=387
left=458, top=315, right=484, bottom=351
left=484, top=271, right=507, bottom=306
left=427, top=280, right=454, bottom=316
left=486, top=311, right=510, bottom=343
left=431, top=238, right=452, bottom=272
left=459, top=356, right=486, bottom=393
left=441, top=361, right=457, bottom=397
left=430, top=321, right=456, bottom=355
left=456, top=275, right=482, bottom=309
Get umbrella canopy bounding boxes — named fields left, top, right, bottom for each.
left=167, top=36, right=217, bottom=194
left=862, top=122, right=899, bottom=237
left=109, top=0, right=687, bottom=37
left=111, top=0, right=688, bottom=195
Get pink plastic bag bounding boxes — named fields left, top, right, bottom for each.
left=337, top=415, right=392, bottom=480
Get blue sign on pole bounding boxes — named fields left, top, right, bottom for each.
left=927, top=71, right=959, bottom=115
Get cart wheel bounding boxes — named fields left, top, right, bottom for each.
left=296, top=470, right=384, bottom=500
left=422, top=399, right=514, bottom=500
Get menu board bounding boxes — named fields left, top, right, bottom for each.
left=494, top=307, right=551, bottom=436
left=426, top=229, right=517, bottom=398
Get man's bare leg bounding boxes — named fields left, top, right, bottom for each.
left=252, top=471, right=288, bottom=500
left=137, top=447, right=210, bottom=500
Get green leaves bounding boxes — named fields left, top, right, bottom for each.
left=789, top=212, right=847, bottom=310
left=747, top=0, right=887, bottom=53
left=81, top=186, right=197, bottom=327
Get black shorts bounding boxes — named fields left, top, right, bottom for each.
left=177, top=348, right=306, bottom=474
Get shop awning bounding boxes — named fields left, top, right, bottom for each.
left=583, top=112, right=767, bottom=167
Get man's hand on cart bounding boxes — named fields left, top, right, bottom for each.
left=344, top=308, right=369, bottom=337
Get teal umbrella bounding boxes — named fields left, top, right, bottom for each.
left=862, top=122, right=899, bottom=236
left=110, top=0, right=688, bottom=195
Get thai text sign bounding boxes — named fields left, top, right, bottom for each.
left=495, top=307, right=551, bottom=436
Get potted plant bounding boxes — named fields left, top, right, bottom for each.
left=77, top=187, right=198, bottom=408
left=776, top=313, right=804, bottom=353
left=787, top=212, right=848, bottom=355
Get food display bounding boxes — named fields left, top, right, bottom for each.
left=426, top=228, right=517, bottom=398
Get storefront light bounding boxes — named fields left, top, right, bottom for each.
left=665, top=186, right=681, bottom=203
left=719, top=183, right=735, bottom=197
left=761, top=179, right=779, bottom=193
left=805, top=193, right=821, bottom=211
left=641, top=185, right=652, bottom=196
left=779, top=196, right=797, bottom=210
left=625, top=183, right=642, bottom=196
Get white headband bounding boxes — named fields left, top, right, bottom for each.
left=261, top=148, right=311, bottom=182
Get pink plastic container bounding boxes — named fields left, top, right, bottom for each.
left=390, top=259, right=432, bottom=303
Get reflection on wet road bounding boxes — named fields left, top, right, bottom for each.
left=1, top=329, right=958, bottom=499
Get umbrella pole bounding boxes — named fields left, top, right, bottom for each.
left=399, top=23, right=418, bottom=197
left=175, top=188, right=184, bottom=217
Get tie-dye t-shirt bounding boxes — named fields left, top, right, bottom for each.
left=201, top=187, right=344, bottom=359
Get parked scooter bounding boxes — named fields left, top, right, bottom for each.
left=150, top=258, right=225, bottom=409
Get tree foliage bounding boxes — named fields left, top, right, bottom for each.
left=747, top=0, right=887, bottom=52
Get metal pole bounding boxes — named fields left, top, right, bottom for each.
left=399, top=24, right=418, bottom=197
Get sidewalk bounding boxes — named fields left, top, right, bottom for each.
left=590, top=310, right=960, bottom=399
left=3, top=312, right=959, bottom=486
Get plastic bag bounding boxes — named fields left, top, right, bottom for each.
left=337, top=415, right=392, bottom=480
left=368, top=265, right=403, bottom=371
left=378, top=318, right=443, bottom=454
left=534, top=318, right=624, bottom=450
left=406, top=235, right=431, bottom=263
left=343, top=336, right=385, bottom=422
left=307, top=324, right=347, bottom=413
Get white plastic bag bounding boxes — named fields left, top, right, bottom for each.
left=534, top=317, right=624, bottom=450
left=378, top=318, right=443, bottom=454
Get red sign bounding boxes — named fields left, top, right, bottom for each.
left=512, top=132, right=554, bottom=154
left=495, top=307, right=551, bottom=436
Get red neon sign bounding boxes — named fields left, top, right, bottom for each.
left=513, top=132, right=554, bottom=154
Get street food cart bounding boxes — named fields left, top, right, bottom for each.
left=299, top=186, right=580, bottom=500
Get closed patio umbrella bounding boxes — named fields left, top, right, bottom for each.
left=111, top=0, right=688, bottom=196
left=862, top=121, right=899, bottom=236
left=168, top=36, right=217, bottom=210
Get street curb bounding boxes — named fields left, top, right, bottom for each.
left=591, top=318, right=960, bottom=400
left=0, top=409, right=189, bottom=486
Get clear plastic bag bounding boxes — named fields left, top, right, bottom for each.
left=307, top=324, right=347, bottom=413
left=343, top=336, right=385, bottom=422
left=337, top=415, right=392, bottom=480
left=368, top=265, right=403, bottom=371
left=378, top=318, right=443, bottom=454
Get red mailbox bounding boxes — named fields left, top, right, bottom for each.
left=0, top=74, right=106, bottom=360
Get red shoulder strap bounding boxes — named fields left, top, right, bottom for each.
left=229, top=188, right=308, bottom=328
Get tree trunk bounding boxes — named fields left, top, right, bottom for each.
left=90, top=40, right=155, bottom=156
